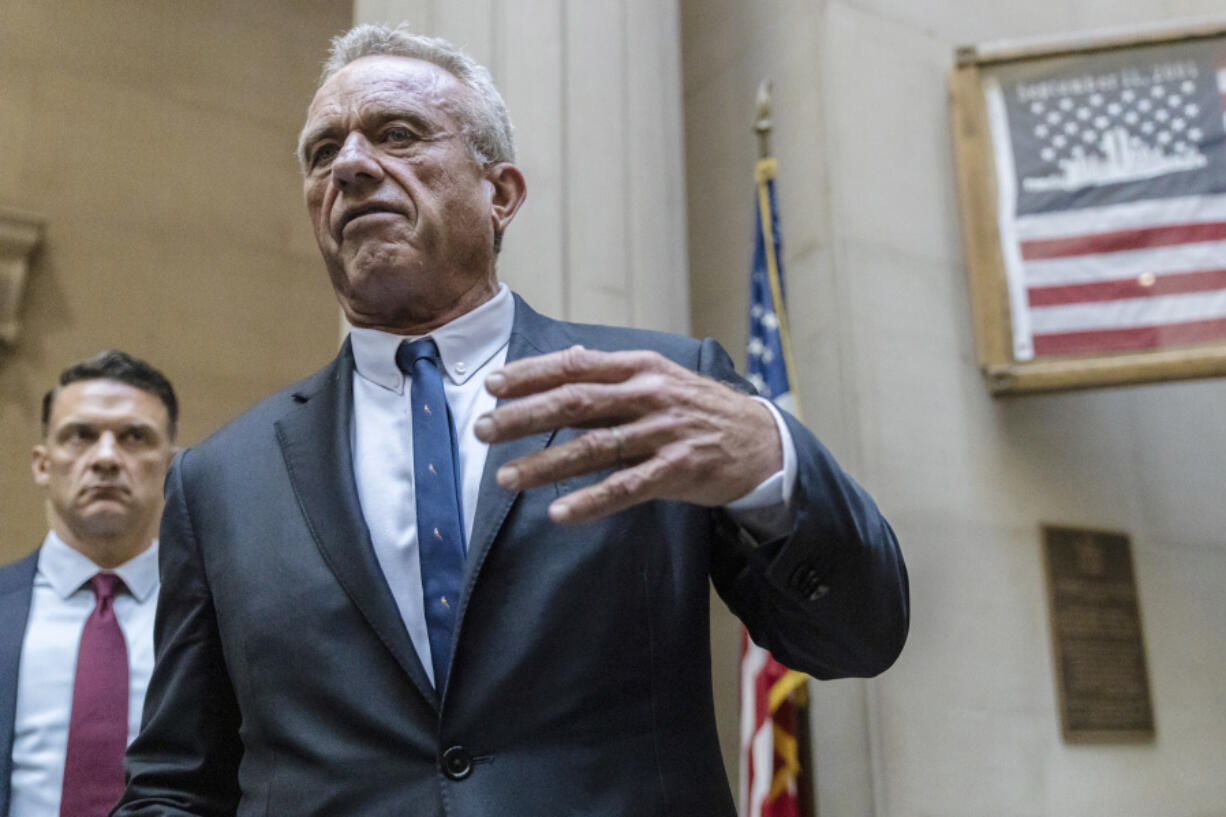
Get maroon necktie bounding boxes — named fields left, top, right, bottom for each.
left=59, top=573, right=128, bottom=817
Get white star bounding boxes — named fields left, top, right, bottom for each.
left=1140, top=121, right=1155, bottom=134
left=1040, top=147, right=1056, bottom=162
left=1089, top=93, right=1104, bottom=106
left=1138, top=99, right=1152, bottom=112
left=1181, top=80, right=1195, bottom=94
left=1189, top=127, right=1203, bottom=141
left=1030, top=101, right=1045, bottom=115
left=1124, top=111, right=1139, bottom=125
left=1035, top=124, right=1049, bottom=138
left=1076, top=107, right=1091, bottom=121
left=1063, top=121, right=1078, bottom=135
left=1167, top=94, right=1182, bottom=107
left=1094, top=115, right=1109, bottom=129
left=1059, top=98, right=1074, bottom=111
left=1171, top=118, right=1186, bottom=132
left=1081, top=130, right=1096, bottom=144
left=1151, top=85, right=1165, bottom=98
left=1046, top=111, right=1061, bottom=125
left=761, top=349, right=775, bottom=364
left=761, top=312, right=779, bottom=330
left=1121, top=89, right=1136, bottom=102
left=1154, top=109, right=1169, bottom=123
left=1185, top=103, right=1200, bottom=117
left=750, top=304, right=764, bottom=318
left=747, top=337, right=765, bottom=355
left=1107, top=102, right=1122, bottom=116
left=1157, top=131, right=1172, bottom=145
left=748, top=373, right=766, bottom=393
left=1052, top=134, right=1068, bottom=148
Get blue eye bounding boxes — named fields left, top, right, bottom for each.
left=310, top=143, right=339, bottom=168
left=384, top=126, right=414, bottom=143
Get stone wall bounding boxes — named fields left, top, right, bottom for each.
left=682, top=1, right=1226, bottom=814
left=0, top=0, right=352, bottom=559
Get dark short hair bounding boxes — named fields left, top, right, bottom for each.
left=42, top=350, right=179, bottom=440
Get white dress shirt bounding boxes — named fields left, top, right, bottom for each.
left=349, top=283, right=796, bottom=686
left=9, top=532, right=159, bottom=817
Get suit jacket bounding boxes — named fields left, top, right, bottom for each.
left=0, top=549, right=39, bottom=815
left=116, top=296, right=908, bottom=817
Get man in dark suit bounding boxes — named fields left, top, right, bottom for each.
left=1, top=351, right=177, bottom=817
left=116, top=23, right=907, bottom=816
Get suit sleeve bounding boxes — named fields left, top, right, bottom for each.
left=113, top=450, right=243, bottom=816
left=698, top=338, right=910, bottom=679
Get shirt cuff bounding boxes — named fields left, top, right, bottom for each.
left=722, top=397, right=796, bottom=540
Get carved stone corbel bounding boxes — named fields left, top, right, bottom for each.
left=0, top=207, right=45, bottom=346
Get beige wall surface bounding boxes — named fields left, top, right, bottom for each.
left=683, top=1, right=1226, bottom=816
left=0, top=0, right=352, bottom=561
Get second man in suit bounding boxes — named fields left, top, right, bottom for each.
left=1, top=351, right=176, bottom=817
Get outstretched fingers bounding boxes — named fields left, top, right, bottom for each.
left=547, top=453, right=675, bottom=524
left=495, top=417, right=672, bottom=493
left=483, top=346, right=670, bottom=399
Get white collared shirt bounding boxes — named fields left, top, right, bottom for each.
left=349, top=284, right=795, bottom=686
left=9, top=532, right=159, bottom=817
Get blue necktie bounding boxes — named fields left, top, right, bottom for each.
left=396, top=338, right=466, bottom=689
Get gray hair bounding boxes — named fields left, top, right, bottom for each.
left=318, top=23, right=515, bottom=166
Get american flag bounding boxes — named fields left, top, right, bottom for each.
left=739, top=156, right=807, bottom=817
left=745, top=158, right=795, bottom=412
left=985, top=40, right=1226, bottom=360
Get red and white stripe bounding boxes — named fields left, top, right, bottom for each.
left=1013, top=194, right=1226, bottom=356
left=739, top=635, right=802, bottom=817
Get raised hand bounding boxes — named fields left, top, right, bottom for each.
left=473, top=345, right=782, bottom=524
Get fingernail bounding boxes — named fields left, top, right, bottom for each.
left=496, top=465, right=518, bottom=490
left=474, top=416, right=494, bottom=440
left=550, top=502, right=571, bottom=522
left=486, top=372, right=506, bottom=394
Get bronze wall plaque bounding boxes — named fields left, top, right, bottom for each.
left=1042, top=525, right=1155, bottom=742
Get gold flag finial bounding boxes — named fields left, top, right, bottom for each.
left=754, top=79, right=773, bottom=159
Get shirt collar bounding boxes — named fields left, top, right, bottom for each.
left=349, top=282, right=514, bottom=393
left=37, top=530, right=160, bottom=602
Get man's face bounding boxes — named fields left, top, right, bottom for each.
left=300, top=55, right=507, bottom=332
left=32, top=379, right=174, bottom=554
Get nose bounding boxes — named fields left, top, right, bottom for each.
left=89, top=432, right=121, bottom=474
left=332, top=132, right=384, bottom=189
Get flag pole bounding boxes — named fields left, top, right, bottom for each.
left=753, top=81, right=804, bottom=423
left=739, top=79, right=816, bottom=817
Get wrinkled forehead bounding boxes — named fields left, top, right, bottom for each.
left=303, top=55, right=470, bottom=134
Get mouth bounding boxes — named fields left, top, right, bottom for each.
left=336, top=203, right=406, bottom=236
left=82, top=485, right=129, bottom=502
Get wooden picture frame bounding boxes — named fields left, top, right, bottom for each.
left=949, top=21, right=1226, bottom=395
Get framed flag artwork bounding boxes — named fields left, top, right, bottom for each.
left=949, top=20, right=1226, bottom=394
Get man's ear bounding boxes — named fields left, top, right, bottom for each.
left=486, top=162, right=527, bottom=235
left=31, top=443, right=50, bottom=488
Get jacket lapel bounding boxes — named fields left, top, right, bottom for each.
left=454, top=297, right=575, bottom=651
left=274, top=341, right=439, bottom=710
left=0, top=549, right=39, bottom=813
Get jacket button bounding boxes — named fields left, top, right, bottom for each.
left=790, top=563, right=824, bottom=599
left=442, top=745, right=473, bottom=780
